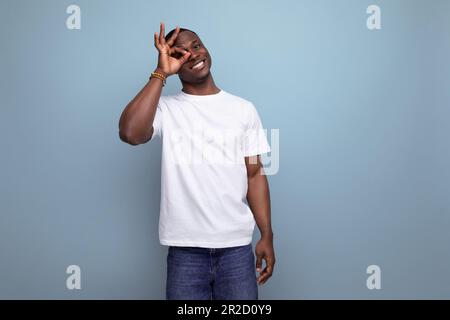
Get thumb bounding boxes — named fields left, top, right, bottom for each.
left=256, top=254, right=263, bottom=273
left=177, top=50, right=191, bottom=65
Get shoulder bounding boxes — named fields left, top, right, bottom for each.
left=222, top=90, right=254, bottom=106
left=157, top=93, right=182, bottom=110
left=158, top=93, right=178, bottom=104
left=221, top=90, right=258, bottom=116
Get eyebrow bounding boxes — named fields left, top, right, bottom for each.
left=175, top=39, right=200, bottom=47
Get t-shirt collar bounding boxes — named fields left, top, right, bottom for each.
left=178, top=89, right=225, bottom=100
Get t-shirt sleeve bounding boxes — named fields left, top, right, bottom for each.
left=149, top=101, right=163, bottom=141
left=243, top=103, right=271, bottom=157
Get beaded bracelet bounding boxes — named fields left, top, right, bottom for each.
left=150, top=71, right=167, bottom=86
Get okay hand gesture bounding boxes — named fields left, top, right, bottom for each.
left=154, top=22, right=191, bottom=76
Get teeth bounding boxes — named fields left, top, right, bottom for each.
left=192, top=60, right=204, bottom=69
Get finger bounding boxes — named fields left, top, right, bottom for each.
left=265, top=263, right=274, bottom=277
left=154, top=32, right=160, bottom=49
left=257, top=270, right=267, bottom=284
left=266, top=256, right=275, bottom=274
left=255, top=254, right=263, bottom=273
left=169, top=46, right=186, bottom=57
left=258, top=268, right=273, bottom=285
left=159, top=22, right=166, bottom=45
left=257, top=256, right=275, bottom=285
left=177, top=50, right=191, bottom=65
left=166, top=26, right=180, bottom=47
left=259, top=274, right=270, bottom=285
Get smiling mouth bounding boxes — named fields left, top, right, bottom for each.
left=191, top=59, right=206, bottom=70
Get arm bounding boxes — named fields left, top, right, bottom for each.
left=118, top=72, right=165, bottom=145
left=118, top=22, right=191, bottom=145
left=245, top=155, right=275, bottom=285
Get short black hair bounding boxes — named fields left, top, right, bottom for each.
left=164, top=28, right=198, bottom=42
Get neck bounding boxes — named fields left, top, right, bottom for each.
left=181, top=73, right=220, bottom=96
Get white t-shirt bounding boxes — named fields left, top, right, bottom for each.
left=150, top=89, right=271, bottom=248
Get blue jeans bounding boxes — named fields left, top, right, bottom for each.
left=166, top=243, right=258, bottom=300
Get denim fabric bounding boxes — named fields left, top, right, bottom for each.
left=166, top=243, right=258, bottom=300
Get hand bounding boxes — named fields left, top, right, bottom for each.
left=255, top=235, right=275, bottom=285
left=153, top=22, right=191, bottom=76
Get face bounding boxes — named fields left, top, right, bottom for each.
left=173, top=31, right=212, bottom=83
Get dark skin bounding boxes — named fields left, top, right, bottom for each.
left=245, top=155, right=275, bottom=285
left=118, top=22, right=275, bottom=285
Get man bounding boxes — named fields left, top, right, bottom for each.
left=118, top=22, right=275, bottom=300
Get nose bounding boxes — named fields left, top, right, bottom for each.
left=188, top=50, right=200, bottom=61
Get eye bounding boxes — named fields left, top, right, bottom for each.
left=193, top=44, right=201, bottom=49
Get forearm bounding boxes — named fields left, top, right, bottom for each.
left=245, top=157, right=275, bottom=284
left=118, top=70, right=166, bottom=145
left=247, top=172, right=273, bottom=239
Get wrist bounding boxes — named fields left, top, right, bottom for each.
left=150, top=68, right=168, bottom=86
left=260, top=230, right=273, bottom=240
left=154, top=67, right=169, bottom=78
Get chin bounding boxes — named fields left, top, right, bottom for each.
left=196, top=67, right=210, bottom=78
left=181, top=68, right=211, bottom=83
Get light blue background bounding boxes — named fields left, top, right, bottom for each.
left=1, top=0, right=449, bottom=299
